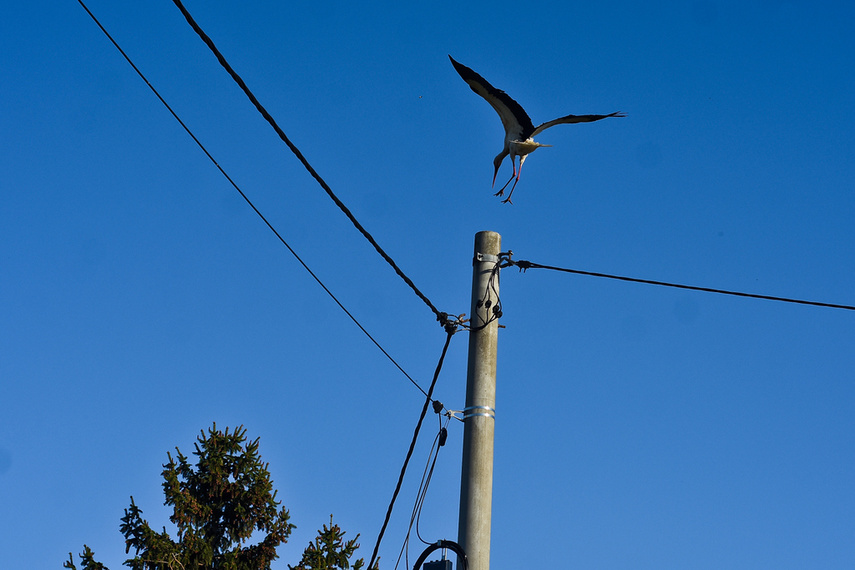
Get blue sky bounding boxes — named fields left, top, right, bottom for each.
left=2, top=1, right=854, bottom=568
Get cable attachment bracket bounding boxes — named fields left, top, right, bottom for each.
left=497, top=250, right=515, bottom=268
left=443, top=409, right=465, bottom=423
left=436, top=312, right=467, bottom=335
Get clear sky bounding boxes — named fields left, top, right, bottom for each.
left=2, top=1, right=854, bottom=568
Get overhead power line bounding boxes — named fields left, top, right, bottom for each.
left=75, top=0, right=434, bottom=399
left=510, top=258, right=855, bottom=311
left=169, top=0, right=451, bottom=329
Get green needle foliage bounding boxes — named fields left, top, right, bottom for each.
left=65, top=424, right=370, bottom=570
left=289, top=516, right=375, bottom=570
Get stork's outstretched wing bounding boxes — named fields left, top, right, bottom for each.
left=532, top=112, right=626, bottom=137
left=449, top=55, right=626, bottom=204
left=449, top=55, right=535, bottom=141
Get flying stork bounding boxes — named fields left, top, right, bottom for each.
left=449, top=55, right=625, bottom=203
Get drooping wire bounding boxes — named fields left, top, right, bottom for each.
left=509, top=257, right=855, bottom=312
left=393, top=410, right=451, bottom=570
left=169, top=0, right=451, bottom=329
left=465, top=257, right=504, bottom=332
left=75, top=0, right=433, bottom=399
left=415, top=415, right=450, bottom=545
left=366, top=329, right=456, bottom=570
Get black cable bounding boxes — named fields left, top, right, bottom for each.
left=367, top=330, right=455, bottom=570
left=468, top=260, right=503, bottom=331
left=169, top=0, right=449, bottom=328
left=512, top=259, right=855, bottom=311
left=75, top=0, right=432, bottom=399
left=393, top=430, right=434, bottom=570
left=414, top=422, right=448, bottom=546
left=412, top=540, right=468, bottom=570
left=393, top=415, right=449, bottom=570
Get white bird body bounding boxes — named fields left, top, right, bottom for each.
left=449, top=55, right=625, bottom=203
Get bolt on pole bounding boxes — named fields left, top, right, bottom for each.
left=458, top=230, right=501, bottom=570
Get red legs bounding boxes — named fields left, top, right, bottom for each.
left=493, top=155, right=525, bottom=204
left=493, top=172, right=516, bottom=197
left=501, top=179, right=519, bottom=204
left=493, top=175, right=518, bottom=204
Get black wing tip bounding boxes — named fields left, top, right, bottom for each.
left=448, top=54, right=471, bottom=77
left=447, top=56, right=493, bottom=91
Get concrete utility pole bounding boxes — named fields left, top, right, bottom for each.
left=458, top=230, right=501, bottom=570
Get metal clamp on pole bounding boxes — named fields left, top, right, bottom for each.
left=473, top=252, right=499, bottom=265
left=462, top=405, right=496, bottom=420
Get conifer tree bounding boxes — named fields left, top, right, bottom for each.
left=289, top=516, right=368, bottom=570
left=65, top=425, right=370, bottom=570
